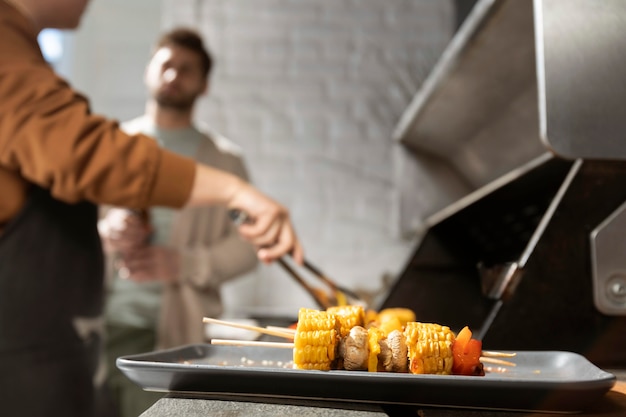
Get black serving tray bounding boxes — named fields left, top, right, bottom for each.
left=117, top=344, right=616, bottom=413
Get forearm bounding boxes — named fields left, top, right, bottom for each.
left=184, top=163, right=247, bottom=207
left=0, top=65, right=196, bottom=209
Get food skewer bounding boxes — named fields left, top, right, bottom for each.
left=208, top=338, right=517, bottom=367
left=205, top=307, right=517, bottom=375
left=261, top=325, right=516, bottom=359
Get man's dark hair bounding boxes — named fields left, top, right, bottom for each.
left=155, top=27, right=213, bottom=78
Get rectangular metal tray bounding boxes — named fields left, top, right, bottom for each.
left=117, top=344, right=616, bottom=413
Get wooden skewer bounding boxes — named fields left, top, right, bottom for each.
left=260, top=326, right=516, bottom=361
left=266, top=326, right=296, bottom=334
left=203, top=317, right=294, bottom=339
left=482, top=350, right=517, bottom=358
left=479, top=357, right=516, bottom=367
left=209, top=338, right=515, bottom=367
left=211, top=339, right=294, bottom=349
left=204, top=318, right=517, bottom=369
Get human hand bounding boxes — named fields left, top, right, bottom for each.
left=118, top=245, right=179, bottom=283
left=228, top=182, right=304, bottom=265
left=187, top=164, right=303, bottom=264
left=98, top=208, right=152, bottom=255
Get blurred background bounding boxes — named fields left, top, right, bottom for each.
left=40, top=0, right=473, bottom=319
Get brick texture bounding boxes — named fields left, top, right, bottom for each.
left=163, top=0, right=455, bottom=317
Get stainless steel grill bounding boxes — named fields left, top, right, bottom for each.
left=381, top=0, right=626, bottom=367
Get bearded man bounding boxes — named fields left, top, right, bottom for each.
left=97, top=28, right=259, bottom=417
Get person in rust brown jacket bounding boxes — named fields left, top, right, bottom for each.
left=0, top=1, right=303, bottom=416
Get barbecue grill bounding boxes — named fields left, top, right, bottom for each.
left=381, top=0, right=626, bottom=368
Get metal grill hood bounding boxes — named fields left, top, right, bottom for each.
left=382, top=0, right=626, bottom=367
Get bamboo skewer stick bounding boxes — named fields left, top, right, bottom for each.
left=203, top=317, right=294, bottom=339
left=264, top=325, right=517, bottom=355
left=479, top=357, right=517, bottom=367
left=211, top=339, right=295, bottom=349
left=206, top=318, right=517, bottom=366
left=209, top=338, right=516, bottom=367
left=481, top=350, right=517, bottom=358
left=263, top=325, right=516, bottom=361
left=266, top=326, right=296, bottom=334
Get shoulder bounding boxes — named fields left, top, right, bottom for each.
left=196, top=122, right=245, bottom=159
left=121, top=116, right=150, bottom=135
left=194, top=122, right=250, bottom=179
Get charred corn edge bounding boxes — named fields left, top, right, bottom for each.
left=327, top=305, right=365, bottom=338
left=404, top=322, right=455, bottom=375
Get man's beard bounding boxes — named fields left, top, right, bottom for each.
left=154, top=91, right=197, bottom=111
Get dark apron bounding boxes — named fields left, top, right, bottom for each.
left=0, top=186, right=104, bottom=417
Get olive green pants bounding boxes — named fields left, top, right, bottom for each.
left=103, top=325, right=163, bottom=417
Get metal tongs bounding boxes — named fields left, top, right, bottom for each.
left=277, top=257, right=366, bottom=309
left=228, top=209, right=367, bottom=309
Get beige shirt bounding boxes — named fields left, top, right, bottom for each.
left=105, top=117, right=259, bottom=348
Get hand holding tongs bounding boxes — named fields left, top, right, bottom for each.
left=228, top=209, right=367, bottom=310
left=277, top=257, right=366, bottom=310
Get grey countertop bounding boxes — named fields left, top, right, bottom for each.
left=140, top=396, right=387, bottom=417
left=140, top=370, right=626, bottom=417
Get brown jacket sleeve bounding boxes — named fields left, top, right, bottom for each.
left=0, top=3, right=195, bottom=219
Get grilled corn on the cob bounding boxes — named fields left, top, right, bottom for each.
left=293, top=308, right=339, bottom=370
left=404, top=322, right=455, bottom=375
left=377, top=308, right=416, bottom=327
left=327, top=305, right=365, bottom=338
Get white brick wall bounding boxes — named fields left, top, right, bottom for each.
left=64, top=0, right=164, bottom=121
left=67, top=0, right=456, bottom=318
left=162, top=0, right=455, bottom=317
